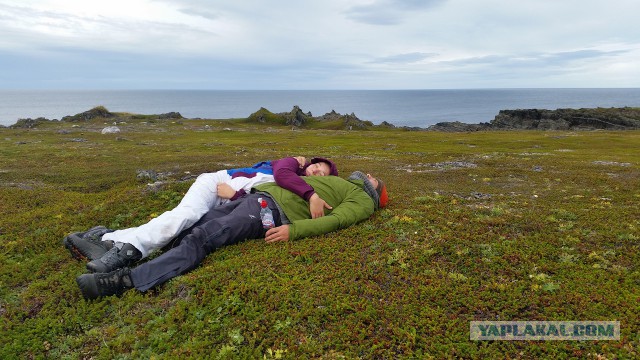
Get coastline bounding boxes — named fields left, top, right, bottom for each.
left=3, top=105, right=640, bottom=131
left=2, top=88, right=640, bottom=128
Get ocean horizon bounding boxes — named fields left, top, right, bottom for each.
left=1, top=88, right=639, bottom=128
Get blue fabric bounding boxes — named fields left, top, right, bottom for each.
left=226, top=161, right=274, bottom=178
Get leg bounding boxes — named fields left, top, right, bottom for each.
left=102, top=170, right=232, bottom=257
left=129, top=194, right=280, bottom=292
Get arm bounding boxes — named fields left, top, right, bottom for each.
left=217, top=156, right=307, bottom=201
left=293, top=156, right=306, bottom=168
left=272, top=157, right=314, bottom=199
left=272, top=157, right=332, bottom=218
left=218, top=157, right=309, bottom=201
left=266, top=186, right=374, bottom=242
left=218, top=173, right=275, bottom=201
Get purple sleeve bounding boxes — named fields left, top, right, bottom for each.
left=272, top=157, right=316, bottom=200
left=230, top=189, right=246, bottom=201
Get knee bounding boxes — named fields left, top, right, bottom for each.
left=178, top=230, right=208, bottom=258
left=198, top=225, right=232, bottom=252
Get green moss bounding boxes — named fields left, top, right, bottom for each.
left=1, top=119, right=639, bottom=359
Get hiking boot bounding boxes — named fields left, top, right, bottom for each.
left=76, top=267, right=134, bottom=300
left=86, top=243, right=142, bottom=273
left=63, top=226, right=115, bottom=261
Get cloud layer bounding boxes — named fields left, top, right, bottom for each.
left=0, top=0, right=638, bottom=89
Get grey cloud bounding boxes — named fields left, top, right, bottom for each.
left=345, top=0, right=447, bottom=25
left=0, top=3, right=218, bottom=54
left=345, top=8, right=401, bottom=26
left=544, top=49, right=628, bottom=63
left=370, top=52, right=437, bottom=64
left=447, top=49, right=629, bottom=68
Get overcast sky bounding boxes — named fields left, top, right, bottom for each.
left=1, top=0, right=638, bottom=89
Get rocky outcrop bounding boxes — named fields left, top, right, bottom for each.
left=62, top=106, right=115, bottom=122
left=427, top=107, right=640, bottom=131
left=157, top=112, right=184, bottom=120
left=283, top=106, right=312, bottom=127
left=9, top=106, right=117, bottom=128
left=247, top=106, right=373, bottom=129
left=9, top=117, right=57, bottom=129
left=427, top=121, right=488, bottom=132
left=7, top=107, right=186, bottom=128
left=7, top=105, right=639, bottom=132
left=488, top=108, right=640, bottom=130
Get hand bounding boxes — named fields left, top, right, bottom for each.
left=216, top=183, right=236, bottom=199
left=294, top=156, right=307, bottom=169
left=265, top=225, right=290, bottom=243
left=309, top=193, right=332, bottom=219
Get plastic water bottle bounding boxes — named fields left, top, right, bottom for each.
left=258, top=198, right=275, bottom=229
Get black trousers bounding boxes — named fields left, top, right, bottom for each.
left=130, top=193, right=281, bottom=292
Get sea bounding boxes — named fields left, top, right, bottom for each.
left=1, top=89, right=639, bottom=128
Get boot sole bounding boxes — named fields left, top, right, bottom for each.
left=63, top=233, right=88, bottom=260
left=63, top=231, right=113, bottom=261
left=76, top=274, right=99, bottom=300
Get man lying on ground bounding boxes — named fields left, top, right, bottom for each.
left=64, top=156, right=339, bottom=273
left=75, top=171, right=388, bottom=299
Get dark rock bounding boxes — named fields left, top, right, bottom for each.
left=248, top=106, right=373, bottom=129
left=157, top=112, right=183, bottom=119
left=489, top=108, right=640, bottom=130
left=427, top=121, right=488, bottom=132
left=316, top=110, right=337, bottom=121
left=284, top=105, right=311, bottom=127
left=470, top=192, right=492, bottom=200
left=426, top=107, right=640, bottom=131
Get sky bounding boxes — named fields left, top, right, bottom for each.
left=0, top=0, right=639, bottom=90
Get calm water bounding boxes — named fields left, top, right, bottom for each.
left=1, top=89, right=639, bottom=127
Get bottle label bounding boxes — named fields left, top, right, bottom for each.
left=259, top=198, right=275, bottom=229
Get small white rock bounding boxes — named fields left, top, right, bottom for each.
left=101, top=126, right=121, bottom=134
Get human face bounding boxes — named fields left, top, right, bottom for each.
left=366, top=173, right=379, bottom=189
left=305, top=162, right=331, bottom=176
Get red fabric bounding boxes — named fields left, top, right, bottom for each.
left=378, top=185, right=388, bottom=208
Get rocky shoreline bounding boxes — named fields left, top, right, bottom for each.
left=426, top=108, right=640, bottom=131
left=3, top=105, right=640, bottom=131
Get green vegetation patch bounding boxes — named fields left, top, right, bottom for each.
left=1, top=118, right=639, bottom=359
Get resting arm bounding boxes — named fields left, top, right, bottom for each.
left=219, top=173, right=275, bottom=200
left=286, top=187, right=374, bottom=241
left=272, top=157, right=315, bottom=199
left=217, top=157, right=307, bottom=201
left=273, top=157, right=333, bottom=218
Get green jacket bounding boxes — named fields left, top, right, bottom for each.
left=254, top=176, right=375, bottom=241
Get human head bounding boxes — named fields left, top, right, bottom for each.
left=348, top=171, right=388, bottom=209
left=305, top=157, right=339, bottom=177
